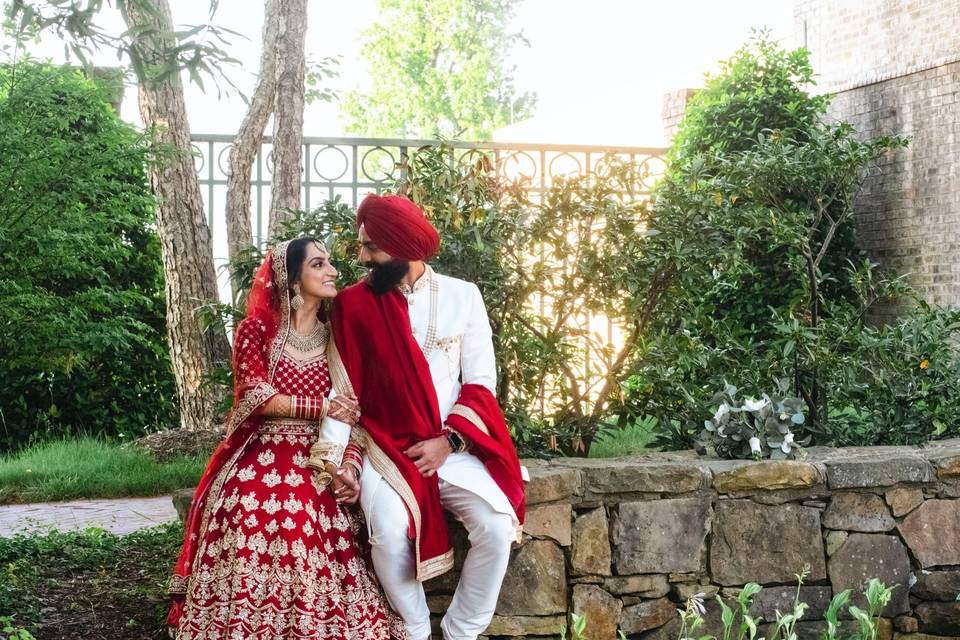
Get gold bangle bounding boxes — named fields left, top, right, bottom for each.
left=306, top=447, right=332, bottom=485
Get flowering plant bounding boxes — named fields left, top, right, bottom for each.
left=697, top=380, right=809, bottom=460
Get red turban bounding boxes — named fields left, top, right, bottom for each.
left=356, top=194, right=440, bottom=261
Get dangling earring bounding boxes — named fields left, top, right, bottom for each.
left=291, top=284, right=304, bottom=310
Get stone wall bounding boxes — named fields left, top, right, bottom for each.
left=793, top=0, right=960, bottom=314
left=173, top=439, right=960, bottom=638
left=434, top=439, right=960, bottom=639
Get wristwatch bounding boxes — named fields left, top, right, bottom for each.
left=445, top=429, right=467, bottom=454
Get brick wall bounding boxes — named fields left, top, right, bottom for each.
left=827, top=62, right=960, bottom=312
left=661, top=88, right=697, bottom=144
left=794, top=0, right=960, bottom=311
left=794, top=0, right=960, bottom=94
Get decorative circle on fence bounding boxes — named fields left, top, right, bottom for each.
left=498, top=150, right=538, bottom=184
left=313, top=145, right=350, bottom=182
left=191, top=144, right=205, bottom=173
left=547, top=152, right=583, bottom=180
left=360, top=147, right=397, bottom=183
left=639, top=155, right=667, bottom=190
left=217, top=145, right=234, bottom=178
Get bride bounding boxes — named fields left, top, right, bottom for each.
left=167, top=237, right=405, bottom=639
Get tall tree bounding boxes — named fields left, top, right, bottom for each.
left=225, top=0, right=280, bottom=295
left=266, top=0, right=307, bottom=237
left=8, top=0, right=321, bottom=426
left=120, top=0, right=231, bottom=431
left=341, top=0, right=535, bottom=140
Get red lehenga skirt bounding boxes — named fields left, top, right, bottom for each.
left=174, top=417, right=405, bottom=639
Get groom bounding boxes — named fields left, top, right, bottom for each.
left=328, top=193, right=526, bottom=640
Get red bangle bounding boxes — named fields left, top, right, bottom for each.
left=291, top=396, right=324, bottom=419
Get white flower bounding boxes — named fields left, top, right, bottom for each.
left=742, top=397, right=770, bottom=412
left=690, top=593, right=707, bottom=616
left=713, top=402, right=731, bottom=423
left=749, top=437, right=762, bottom=454
left=780, top=431, right=796, bottom=454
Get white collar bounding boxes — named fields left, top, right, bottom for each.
left=399, top=264, right=434, bottom=295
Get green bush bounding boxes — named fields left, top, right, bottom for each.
left=0, top=60, right=176, bottom=450
left=615, top=33, right=960, bottom=453
left=0, top=524, right=180, bottom=639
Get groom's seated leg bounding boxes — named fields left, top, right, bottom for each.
left=439, top=479, right=516, bottom=640
left=367, top=477, right=432, bottom=640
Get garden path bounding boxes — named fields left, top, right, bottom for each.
left=0, top=496, right=178, bottom=536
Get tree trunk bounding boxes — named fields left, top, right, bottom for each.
left=123, top=0, right=231, bottom=431
left=267, top=0, right=307, bottom=237
left=225, top=0, right=280, bottom=298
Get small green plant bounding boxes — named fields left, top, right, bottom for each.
left=560, top=612, right=587, bottom=640
left=848, top=579, right=895, bottom=640
left=667, top=574, right=894, bottom=640
left=0, top=616, right=35, bottom=640
left=678, top=592, right=709, bottom=640
left=769, top=567, right=810, bottom=640
left=822, top=588, right=852, bottom=640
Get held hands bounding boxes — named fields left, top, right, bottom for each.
left=404, top=436, right=453, bottom=478
left=331, top=465, right=360, bottom=505
left=328, top=392, right=360, bottom=426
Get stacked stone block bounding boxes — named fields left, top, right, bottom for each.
left=424, top=441, right=960, bottom=639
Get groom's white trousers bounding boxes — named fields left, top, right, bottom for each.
left=360, top=461, right=516, bottom=640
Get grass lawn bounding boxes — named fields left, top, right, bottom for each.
left=0, top=438, right=207, bottom=505
left=0, top=523, right=180, bottom=639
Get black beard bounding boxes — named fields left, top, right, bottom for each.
left=365, top=259, right=410, bottom=295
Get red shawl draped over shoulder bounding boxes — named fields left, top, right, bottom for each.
left=329, top=280, right=524, bottom=581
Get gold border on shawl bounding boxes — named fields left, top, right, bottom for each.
left=449, top=405, right=524, bottom=543
left=268, top=240, right=293, bottom=382
left=325, top=334, right=355, bottom=396
left=357, top=427, right=454, bottom=582
left=327, top=307, right=454, bottom=580
left=448, top=404, right=491, bottom=437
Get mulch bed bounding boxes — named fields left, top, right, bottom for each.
left=129, top=428, right=225, bottom=462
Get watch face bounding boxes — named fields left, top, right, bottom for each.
left=448, top=432, right=465, bottom=452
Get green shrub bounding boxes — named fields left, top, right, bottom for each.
left=621, top=33, right=959, bottom=452
left=0, top=60, right=176, bottom=450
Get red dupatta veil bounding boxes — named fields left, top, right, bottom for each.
left=166, top=240, right=300, bottom=627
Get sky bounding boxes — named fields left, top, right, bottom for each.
left=5, top=0, right=796, bottom=147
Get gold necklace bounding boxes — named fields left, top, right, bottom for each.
left=286, top=321, right=329, bottom=352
